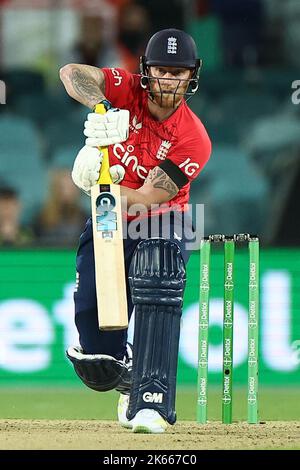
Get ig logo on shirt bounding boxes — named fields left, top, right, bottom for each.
left=179, top=158, right=200, bottom=177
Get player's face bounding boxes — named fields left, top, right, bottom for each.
left=149, top=66, right=192, bottom=108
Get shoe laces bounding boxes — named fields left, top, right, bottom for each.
left=140, top=409, right=160, bottom=419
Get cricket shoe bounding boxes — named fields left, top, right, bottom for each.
left=117, top=395, right=167, bottom=433
left=131, top=409, right=167, bottom=434
left=118, top=393, right=132, bottom=429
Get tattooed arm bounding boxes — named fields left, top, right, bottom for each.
left=59, top=64, right=106, bottom=109
left=141, top=166, right=179, bottom=200
left=120, top=166, right=179, bottom=213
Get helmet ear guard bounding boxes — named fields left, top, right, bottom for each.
left=189, top=58, right=202, bottom=94
left=140, top=55, right=147, bottom=75
left=139, top=55, right=148, bottom=89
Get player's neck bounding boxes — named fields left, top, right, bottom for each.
left=147, top=98, right=180, bottom=122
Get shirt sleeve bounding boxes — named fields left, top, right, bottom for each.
left=160, top=132, right=212, bottom=187
left=102, top=68, right=137, bottom=109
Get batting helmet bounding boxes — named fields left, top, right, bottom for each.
left=140, top=28, right=202, bottom=99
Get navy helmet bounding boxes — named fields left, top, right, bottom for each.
left=140, top=28, right=202, bottom=99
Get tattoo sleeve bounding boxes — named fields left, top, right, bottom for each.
left=70, top=67, right=105, bottom=108
left=145, top=167, right=179, bottom=199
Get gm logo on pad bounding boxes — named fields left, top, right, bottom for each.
left=142, top=392, right=163, bottom=403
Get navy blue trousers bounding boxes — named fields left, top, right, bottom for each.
left=74, top=212, right=195, bottom=360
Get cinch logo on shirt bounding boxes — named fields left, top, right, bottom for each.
left=113, top=143, right=148, bottom=180
left=156, top=140, right=172, bottom=160
left=111, top=68, right=122, bottom=86
left=167, top=37, right=177, bottom=54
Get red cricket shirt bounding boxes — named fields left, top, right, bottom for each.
left=102, top=67, right=211, bottom=217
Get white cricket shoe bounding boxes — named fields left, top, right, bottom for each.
left=131, top=409, right=167, bottom=434
left=118, top=393, right=132, bottom=429
left=118, top=394, right=167, bottom=433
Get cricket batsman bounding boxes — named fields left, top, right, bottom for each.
left=60, top=28, right=211, bottom=433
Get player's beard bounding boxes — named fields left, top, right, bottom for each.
left=152, top=91, right=182, bottom=108
left=149, top=80, right=188, bottom=108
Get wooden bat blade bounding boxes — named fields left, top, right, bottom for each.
left=91, top=182, right=128, bottom=330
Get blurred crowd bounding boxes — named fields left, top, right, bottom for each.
left=0, top=0, right=300, bottom=247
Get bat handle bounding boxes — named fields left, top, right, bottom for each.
left=94, top=103, right=112, bottom=185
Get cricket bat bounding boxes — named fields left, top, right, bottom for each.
left=91, top=103, right=128, bottom=330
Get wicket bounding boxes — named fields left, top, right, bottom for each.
left=197, top=233, right=259, bottom=424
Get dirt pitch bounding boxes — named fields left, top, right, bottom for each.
left=0, top=420, right=299, bottom=450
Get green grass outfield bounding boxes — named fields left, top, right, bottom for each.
left=0, top=386, right=299, bottom=422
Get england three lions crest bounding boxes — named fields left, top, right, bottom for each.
left=156, top=140, right=172, bottom=160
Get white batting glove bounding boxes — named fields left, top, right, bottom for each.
left=71, top=145, right=125, bottom=195
left=84, top=108, right=129, bottom=147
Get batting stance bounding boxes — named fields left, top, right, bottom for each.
left=60, top=28, right=211, bottom=433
